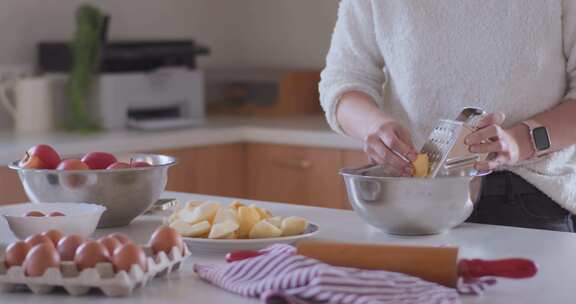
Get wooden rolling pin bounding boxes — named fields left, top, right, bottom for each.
left=226, top=240, right=537, bottom=288
left=297, top=240, right=460, bottom=287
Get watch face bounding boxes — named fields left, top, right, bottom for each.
left=533, top=127, right=551, bottom=151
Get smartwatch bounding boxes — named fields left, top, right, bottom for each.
left=521, top=119, right=551, bottom=158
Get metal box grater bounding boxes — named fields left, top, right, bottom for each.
left=421, top=108, right=487, bottom=177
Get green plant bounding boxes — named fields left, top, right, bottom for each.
left=65, top=4, right=107, bottom=132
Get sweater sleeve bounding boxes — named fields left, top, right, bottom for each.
left=319, top=0, right=386, bottom=134
left=563, top=0, right=576, bottom=100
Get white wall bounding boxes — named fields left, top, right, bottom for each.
left=0, top=0, right=338, bottom=68
left=0, top=0, right=339, bottom=129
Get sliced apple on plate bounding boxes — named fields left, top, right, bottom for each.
left=179, top=201, right=221, bottom=224
left=249, top=220, right=282, bottom=239
left=208, top=220, right=240, bottom=239
left=238, top=206, right=261, bottom=238
left=170, top=220, right=211, bottom=237
left=281, top=216, right=309, bottom=236
left=214, top=208, right=238, bottom=224
left=266, top=216, right=283, bottom=229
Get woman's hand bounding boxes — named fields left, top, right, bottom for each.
left=335, top=91, right=417, bottom=176
left=465, top=112, right=534, bottom=171
left=363, top=119, right=418, bottom=176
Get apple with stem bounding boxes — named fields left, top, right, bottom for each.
left=19, top=145, right=61, bottom=169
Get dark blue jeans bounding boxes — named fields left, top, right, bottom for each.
left=467, top=171, right=574, bottom=232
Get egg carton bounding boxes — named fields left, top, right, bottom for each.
left=0, top=245, right=190, bottom=297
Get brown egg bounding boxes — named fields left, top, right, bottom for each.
left=148, top=226, right=184, bottom=255
left=48, top=211, right=65, bottom=217
left=112, top=243, right=148, bottom=273
left=23, top=243, right=60, bottom=277
left=108, top=233, right=131, bottom=245
left=57, top=235, right=84, bottom=261
left=4, top=241, right=31, bottom=267
left=41, top=229, right=63, bottom=246
left=25, top=234, right=54, bottom=248
left=24, top=211, right=45, bottom=217
left=74, top=241, right=110, bottom=270
left=97, top=236, right=121, bottom=256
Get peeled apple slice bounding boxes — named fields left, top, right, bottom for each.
left=170, top=220, right=211, bottom=237
left=214, top=208, right=238, bottom=224
left=238, top=206, right=261, bottom=238
left=250, top=205, right=272, bottom=219
left=179, top=201, right=220, bottom=224
left=209, top=220, right=240, bottom=239
left=249, top=220, right=282, bottom=239
left=281, top=216, right=308, bottom=236
left=168, top=208, right=181, bottom=223
left=223, top=232, right=239, bottom=239
left=267, top=216, right=283, bottom=229
left=412, top=154, right=430, bottom=178
left=186, top=201, right=202, bottom=210
left=229, top=201, right=246, bottom=210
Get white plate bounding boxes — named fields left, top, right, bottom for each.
left=183, top=223, right=320, bottom=254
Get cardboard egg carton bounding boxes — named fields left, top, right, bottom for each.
left=0, top=245, right=190, bottom=297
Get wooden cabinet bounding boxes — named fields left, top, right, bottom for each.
left=0, top=166, right=27, bottom=205
left=154, top=144, right=246, bottom=199
left=246, top=143, right=347, bottom=209
left=342, top=149, right=370, bottom=168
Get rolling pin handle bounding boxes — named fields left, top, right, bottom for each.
left=226, top=250, right=264, bottom=263
left=458, top=258, right=538, bottom=279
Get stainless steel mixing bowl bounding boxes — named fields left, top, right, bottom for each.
left=9, top=154, right=176, bottom=228
left=341, top=165, right=485, bottom=235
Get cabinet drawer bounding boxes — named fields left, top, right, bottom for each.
left=247, top=144, right=345, bottom=209
left=154, top=144, right=246, bottom=199
left=0, top=166, right=27, bottom=204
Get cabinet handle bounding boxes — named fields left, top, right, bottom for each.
left=272, top=159, right=312, bottom=170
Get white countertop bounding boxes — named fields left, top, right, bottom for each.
left=1, top=192, right=575, bottom=303
left=0, top=116, right=362, bottom=165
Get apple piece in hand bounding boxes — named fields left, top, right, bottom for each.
left=57, top=159, right=90, bottom=171
left=412, top=154, right=430, bottom=178
left=81, top=152, right=117, bottom=170
left=107, top=162, right=131, bottom=170
left=19, top=144, right=61, bottom=169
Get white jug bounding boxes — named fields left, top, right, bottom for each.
left=0, top=77, right=55, bottom=134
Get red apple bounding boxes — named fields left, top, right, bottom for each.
left=19, top=145, right=61, bottom=169
left=81, top=152, right=117, bottom=170
left=57, top=159, right=90, bottom=171
left=131, top=161, right=152, bottom=168
left=106, top=162, right=131, bottom=170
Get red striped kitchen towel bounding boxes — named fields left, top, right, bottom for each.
left=194, top=244, right=496, bottom=304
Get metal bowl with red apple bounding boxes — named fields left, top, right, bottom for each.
left=9, top=145, right=177, bottom=228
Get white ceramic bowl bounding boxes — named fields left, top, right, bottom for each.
left=0, top=202, right=106, bottom=240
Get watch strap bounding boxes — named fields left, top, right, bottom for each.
left=521, top=119, right=549, bottom=158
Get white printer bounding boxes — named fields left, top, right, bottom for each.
left=38, top=40, right=209, bottom=131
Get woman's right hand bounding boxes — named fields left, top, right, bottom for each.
left=335, top=91, right=418, bottom=176
left=363, top=118, right=418, bottom=176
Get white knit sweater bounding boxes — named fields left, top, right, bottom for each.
left=320, top=0, right=576, bottom=213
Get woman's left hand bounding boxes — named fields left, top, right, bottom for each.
left=465, top=112, right=534, bottom=171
